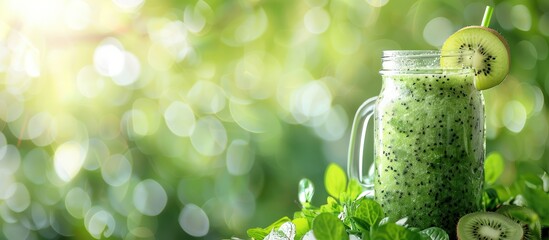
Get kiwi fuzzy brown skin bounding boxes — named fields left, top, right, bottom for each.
left=457, top=211, right=523, bottom=240
left=441, top=26, right=510, bottom=90
left=496, top=205, right=542, bottom=240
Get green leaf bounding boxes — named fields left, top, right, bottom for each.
left=520, top=173, right=543, bottom=188
left=352, top=198, right=384, bottom=227
left=395, top=217, right=408, bottom=226
left=482, top=188, right=501, bottom=211
left=542, top=172, right=549, bottom=192
left=319, top=196, right=342, bottom=214
left=264, top=229, right=289, bottom=239
left=346, top=179, right=363, bottom=201
left=292, top=218, right=309, bottom=240
left=522, top=186, right=549, bottom=226
left=493, top=185, right=518, bottom=203
left=378, top=217, right=390, bottom=226
left=325, top=163, right=347, bottom=199
left=350, top=217, right=370, bottom=232
left=419, top=227, right=449, bottom=240
left=484, top=152, right=504, bottom=185
left=247, top=228, right=269, bottom=240
left=408, top=227, right=421, bottom=232
left=312, top=213, right=349, bottom=240
left=299, top=178, right=315, bottom=206
left=371, top=223, right=422, bottom=240
left=294, top=208, right=320, bottom=228
left=277, top=221, right=296, bottom=239
left=247, top=217, right=292, bottom=239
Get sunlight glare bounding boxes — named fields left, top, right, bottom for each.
left=64, top=0, right=92, bottom=30
left=65, top=187, right=92, bottom=219
left=101, top=154, right=132, bottom=187
left=179, top=204, right=209, bottom=237
left=94, top=38, right=125, bottom=77
left=112, top=0, right=145, bottom=12
left=133, top=179, right=167, bottom=216
left=54, top=141, right=86, bottom=182
left=6, top=183, right=31, bottom=213
left=503, top=100, right=527, bottom=133
left=164, top=101, right=196, bottom=137
left=8, top=0, right=65, bottom=30
left=304, top=7, right=330, bottom=34
left=85, top=207, right=116, bottom=239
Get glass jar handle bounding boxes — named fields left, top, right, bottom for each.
left=347, top=96, right=377, bottom=189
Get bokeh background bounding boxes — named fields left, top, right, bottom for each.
left=0, top=0, right=547, bottom=239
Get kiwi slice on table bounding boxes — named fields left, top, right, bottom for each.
left=441, top=26, right=510, bottom=90
left=496, top=205, right=542, bottom=240
left=457, top=212, right=523, bottom=240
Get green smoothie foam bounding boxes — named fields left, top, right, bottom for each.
left=373, top=72, right=485, bottom=235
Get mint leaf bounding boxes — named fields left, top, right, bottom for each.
left=395, top=217, right=408, bottom=226
left=294, top=208, right=319, bottom=227
left=299, top=178, right=315, bottom=205
left=302, top=230, right=316, bottom=240
left=264, top=229, right=289, bottom=240
left=522, top=186, right=549, bottom=226
left=312, top=213, right=349, bottom=240
left=350, top=217, right=369, bottom=232
left=371, top=223, right=422, bottom=240
left=485, top=152, right=504, bottom=185
left=278, top=222, right=296, bottom=239
left=378, top=217, right=390, bottom=226
left=520, top=173, right=544, bottom=188
left=341, top=178, right=363, bottom=203
left=419, top=227, right=449, bottom=240
left=352, top=198, right=384, bottom=227
left=325, top=163, right=347, bottom=199
left=542, top=172, right=549, bottom=192
left=248, top=228, right=269, bottom=240
left=247, top=217, right=292, bottom=239
left=292, top=218, right=309, bottom=240
left=247, top=228, right=270, bottom=239
left=482, top=188, right=501, bottom=211
left=319, top=196, right=342, bottom=214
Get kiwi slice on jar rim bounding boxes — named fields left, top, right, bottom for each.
left=457, top=212, right=523, bottom=240
left=441, top=26, right=510, bottom=90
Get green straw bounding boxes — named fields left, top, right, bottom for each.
left=481, top=6, right=494, bottom=27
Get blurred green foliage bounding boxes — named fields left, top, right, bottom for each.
left=0, top=0, right=548, bottom=239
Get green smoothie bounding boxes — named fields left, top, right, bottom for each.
left=373, top=72, right=485, bottom=235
